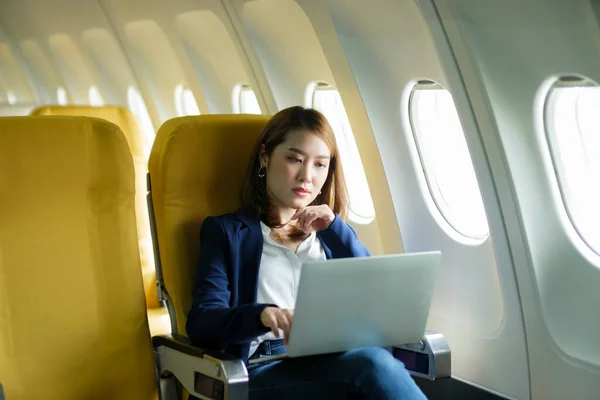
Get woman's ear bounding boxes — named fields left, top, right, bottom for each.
left=259, top=144, right=268, bottom=168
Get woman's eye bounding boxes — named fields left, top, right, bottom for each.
left=316, top=163, right=327, bottom=168
left=288, top=157, right=302, bottom=163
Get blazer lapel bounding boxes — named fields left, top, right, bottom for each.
left=316, top=232, right=333, bottom=259
left=235, top=209, right=263, bottom=303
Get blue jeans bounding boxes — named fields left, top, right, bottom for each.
left=247, top=340, right=427, bottom=400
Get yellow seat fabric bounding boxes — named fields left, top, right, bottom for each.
left=0, top=116, right=156, bottom=399
left=31, top=105, right=169, bottom=336
left=148, top=115, right=270, bottom=335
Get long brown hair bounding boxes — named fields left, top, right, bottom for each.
left=241, top=106, right=348, bottom=229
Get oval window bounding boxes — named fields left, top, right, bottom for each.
left=544, top=75, right=600, bottom=253
left=309, top=82, right=375, bottom=224
left=174, top=84, right=200, bottom=116
left=233, top=84, right=261, bottom=114
left=409, top=80, right=489, bottom=239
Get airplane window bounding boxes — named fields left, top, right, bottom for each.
left=88, top=86, right=104, bottom=106
left=57, top=87, right=68, bottom=105
left=127, top=86, right=155, bottom=157
left=409, top=81, right=489, bottom=239
left=309, top=82, right=375, bottom=224
left=233, top=84, right=261, bottom=114
left=174, top=84, right=200, bottom=116
left=7, top=90, right=17, bottom=105
left=545, top=76, right=600, bottom=254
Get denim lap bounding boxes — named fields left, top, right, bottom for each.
left=247, top=344, right=427, bottom=400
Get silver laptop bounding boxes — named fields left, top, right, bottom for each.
left=249, top=251, right=441, bottom=364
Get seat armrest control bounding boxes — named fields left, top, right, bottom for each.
left=153, top=334, right=248, bottom=400
left=392, top=331, right=451, bottom=380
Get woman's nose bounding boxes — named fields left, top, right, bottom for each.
left=297, top=166, right=312, bottom=183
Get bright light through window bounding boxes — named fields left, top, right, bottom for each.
left=409, top=82, right=489, bottom=239
left=310, top=83, right=375, bottom=224
left=174, top=84, right=200, bottom=116
left=127, top=86, right=155, bottom=157
left=57, top=86, right=68, bottom=105
left=6, top=90, right=16, bottom=105
left=233, top=84, right=261, bottom=114
left=89, top=86, right=104, bottom=106
left=545, top=76, right=600, bottom=253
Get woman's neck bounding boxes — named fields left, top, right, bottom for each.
left=274, top=206, right=296, bottom=228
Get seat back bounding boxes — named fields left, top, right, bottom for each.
left=148, top=115, right=269, bottom=334
left=0, top=116, right=156, bottom=399
left=31, top=106, right=158, bottom=310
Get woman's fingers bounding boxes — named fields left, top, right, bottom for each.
left=261, top=308, right=295, bottom=343
left=291, top=208, right=303, bottom=221
left=280, top=309, right=294, bottom=345
left=292, top=208, right=318, bottom=232
left=267, top=313, right=280, bottom=338
left=303, top=212, right=318, bottom=231
left=276, top=311, right=291, bottom=337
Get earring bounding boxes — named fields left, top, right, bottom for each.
left=319, top=190, right=322, bottom=195
left=258, top=166, right=266, bottom=178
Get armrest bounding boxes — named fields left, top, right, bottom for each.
left=153, top=334, right=248, bottom=400
left=392, top=331, right=451, bottom=381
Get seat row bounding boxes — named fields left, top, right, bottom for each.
left=0, top=113, right=269, bottom=399
left=29, top=105, right=169, bottom=336
left=0, top=111, right=450, bottom=399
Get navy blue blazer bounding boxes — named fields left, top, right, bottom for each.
left=186, top=208, right=371, bottom=364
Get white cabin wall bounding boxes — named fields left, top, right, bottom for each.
left=100, top=0, right=265, bottom=122
left=0, top=22, right=36, bottom=104
left=228, top=0, right=405, bottom=256
left=233, top=0, right=336, bottom=109
left=175, top=9, right=251, bottom=114
left=300, top=0, right=528, bottom=398
left=100, top=0, right=205, bottom=122
left=19, top=38, right=64, bottom=105
left=295, top=0, right=404, bottom=256
left=423, top=0, right=600, bottom=398
left=0, top=0, right=138, bottom=108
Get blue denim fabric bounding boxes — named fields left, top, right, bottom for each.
left=247, top=341, right=427, bottom=400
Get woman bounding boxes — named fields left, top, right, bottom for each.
left=186, top=106, right=426, bottom=400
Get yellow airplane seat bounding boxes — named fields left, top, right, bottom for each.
left=148, top=114, right=270, bottom=399
left=146, top=114, right=452, bottom=399
left=30, top=105, right=169, bottom=336
left=0, top=116, right=156, bottom=399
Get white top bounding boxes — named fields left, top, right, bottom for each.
left=248, top=222, right=327, bottom=357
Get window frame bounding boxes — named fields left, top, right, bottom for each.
left=232, top=83, right=262, bottom=114
left=56, top=86, right=68, bottom=105
left=543, top=75, right=600, bottom=255
left=408, top=80, right=489, bottom=240
left=308, top=81, right=376, bottom=224
left=88, top=85, right=104, bottom=106
left=127, top=86, right=156, bottom=157
left=6, top=90, right=17, bottom=105
left=174, top=84, right=200, bottom=117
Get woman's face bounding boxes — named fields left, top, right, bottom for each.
left=261, top=130, right=331, bottom=212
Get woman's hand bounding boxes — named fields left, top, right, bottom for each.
left=291, top=205, right=335, bottom=233
left=260, top=307, right=294, bottom=345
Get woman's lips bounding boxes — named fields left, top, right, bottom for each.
left=292, top=188, right=310, bottom=197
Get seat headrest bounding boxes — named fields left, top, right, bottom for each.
left=31, top=105, right=146, bottom=158
left=148, top=114, right=270, bottom=334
